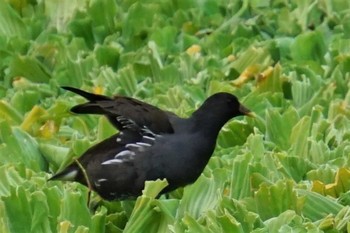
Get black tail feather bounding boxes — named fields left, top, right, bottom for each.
left=62, top=86, right=112, bottom=115
left=61, top=86, right=111, bottom=101
left=70, top=103, right=107, bottom=114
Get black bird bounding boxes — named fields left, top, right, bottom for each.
left=50, top=87, right=253, bottom=200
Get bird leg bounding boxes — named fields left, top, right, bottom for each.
left=74, top=158, right=92, bottom=206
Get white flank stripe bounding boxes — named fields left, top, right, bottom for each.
left=101, top=159, right=123, bottom=165
left=125, top=143, right=142, bottom=149
left=136, top=142, right=152, bottom=147
left=143, top=135, right=155, bottom=141
left=115, top=150, right=134, bottom=158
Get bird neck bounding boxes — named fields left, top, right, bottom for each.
left=190, top=110, right=230, bottom=139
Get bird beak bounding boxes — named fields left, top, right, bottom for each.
left=239, top=104, right=255, bottom=117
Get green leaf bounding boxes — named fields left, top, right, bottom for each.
left=10, top=90, right=41, bottom=114
left=0, top=164, right=25, bottom=197
left=88, top=0, right=118, bottom=42
left=45, top=0, right=87, bottom=33
left=265, top=107, right=299, bottom=150
left=291, top=31, right=326, bottom=63
left=230, top=46, right=272, bottom=74
left=263, top=210, right=316, bottom=233
left=254, top=180, right=304, bottom=221
left=218, top=120, right=253, bottom=148
left=90, top=206, right=107, bottom=233
left=279, top=155, right=314, bottom=182
left=150, top=26, right=178, bottom=53
left=0, top=101, right=23, bottom=125
left=95, top=45, right=120, bottom=69
left=289, top=116, right=311, bottom=156
left=8, top=56, right=51, bottom=83
left=228, top=153, right=253, bottom=199
left=217, top=198, right=262, bottom=232
left=55, top=55, right=96, bottom=87
left=181, top=213, right=210, bottom=233
left=0, top=1, right=28, bottom=38
left=115, top=65, right=138, bottom=96
left=142, top=179, right=168, bottom=199
left=58, top=189, right=91, bottom=230
left=30, top=191, right=52, bottom=233
left=124, top=180, right=177, bottom=233
left=177, top=169, right=227, bottom=219
left=122, top=2, right=159, bottom=47
left=0, top=122, right=47, bottom=171
left=2, top=186, right=32, bottom=233
left=39, top=142, right=70, bottom=171
left=255, top=64, right=284, bottom=93
left=298, top=189, right=343, bottom=221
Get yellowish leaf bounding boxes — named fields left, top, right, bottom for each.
left=38, top=120, right=59, bottom=138
left=231, top=65, right=260, bottom=87
left=186, top=44, right=201, bottom=56
left=312, top=168, right=350, bottom=198
left=20, top=105, right=47, bottom=132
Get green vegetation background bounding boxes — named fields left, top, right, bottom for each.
left=1, top=0, right=350, bottom=232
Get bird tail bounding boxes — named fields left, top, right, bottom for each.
left=61, top=86, right=111, bottom=115
left=61, top=86, right=111, bottom=101
left=70, top=103, right=107, bottom=114
left=49, top=166, right=79, bottom=181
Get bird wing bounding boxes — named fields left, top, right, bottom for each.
left=62, top=86, right=174, bottom=134
left=89, top=126, right=160, bottom=199
left=49, top=126, right=157, bottom=183
left=100, top=129, right=157, bottom=166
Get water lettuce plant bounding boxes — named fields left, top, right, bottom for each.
left=1, top=0, right=350, bottom=232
